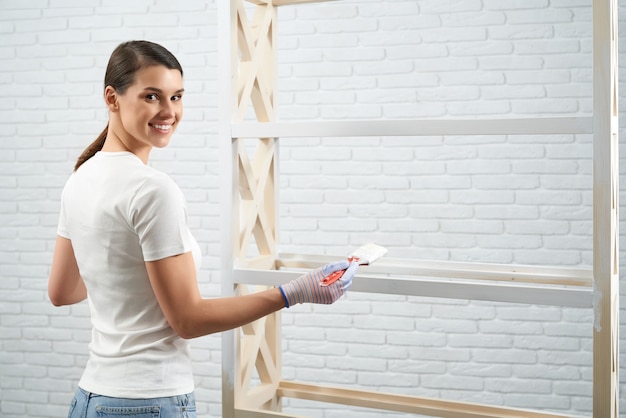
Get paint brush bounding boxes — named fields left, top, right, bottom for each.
left=320, top=243, right=388, bottom=286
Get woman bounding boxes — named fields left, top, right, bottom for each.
left=48, top=40, right=358, bottom=417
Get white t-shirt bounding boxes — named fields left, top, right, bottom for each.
left=57, top=151, right=201, bottom=398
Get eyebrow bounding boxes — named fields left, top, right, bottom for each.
left=143, top=87, right=185, bottom=94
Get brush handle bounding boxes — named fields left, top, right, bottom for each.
left=320, top=256, right=359, bottom=286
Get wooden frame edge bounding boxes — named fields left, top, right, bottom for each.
left=275, top=381, right=585, bottom=418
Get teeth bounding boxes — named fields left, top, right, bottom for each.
left=151, top=124, right=172, bottom=131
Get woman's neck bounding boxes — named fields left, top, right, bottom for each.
left=101, top=127, right=151, bottom=164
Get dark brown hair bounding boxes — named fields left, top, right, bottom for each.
left=74, top=40, right=183, bottom=170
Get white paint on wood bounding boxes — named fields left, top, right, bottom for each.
left=232, top=117, right=593, bottom=138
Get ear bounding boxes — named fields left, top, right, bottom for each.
left=104, top=86, right=119, bottom=112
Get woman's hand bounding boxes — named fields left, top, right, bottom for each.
left=278, top=260, right=359, bottom=307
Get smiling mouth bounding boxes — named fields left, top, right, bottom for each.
left=149, top=123, right=173, bottom=132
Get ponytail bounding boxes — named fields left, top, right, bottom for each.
left=74, top=124, right=108, bottom=171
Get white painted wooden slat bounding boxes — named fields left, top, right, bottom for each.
left=232, top=117, right=593, bottom=139
left=233, top=268, right=593, bottom=308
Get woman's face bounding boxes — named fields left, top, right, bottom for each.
left=109, top=65, right=184, bottom=152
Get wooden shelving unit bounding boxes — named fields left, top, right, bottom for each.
left=218, top=1, right=619, bottom=417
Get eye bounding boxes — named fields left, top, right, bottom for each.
left=171, top=94, right=182, bottom=102
left=145, top=93, right=159, bottom=101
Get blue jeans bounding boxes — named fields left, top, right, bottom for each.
left=68, top=387, right=196, bottom=418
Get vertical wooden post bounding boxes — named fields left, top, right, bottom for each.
left=219, top=1, right=238, bottom=417
left=221, top=0, right=282, bottom=415
left=592, top=0, right=619, bottom=416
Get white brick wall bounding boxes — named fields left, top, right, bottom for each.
left=0, top=1, right=624, bottom=417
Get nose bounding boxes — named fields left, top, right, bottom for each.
left=159, top=99, right=176, bottom=118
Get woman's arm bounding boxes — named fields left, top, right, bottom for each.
left=48, top=236, right=87, bottom=306
left=146, top=252, right=285, bottom=339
